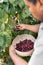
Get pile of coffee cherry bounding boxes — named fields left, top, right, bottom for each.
left=15, top=39, right=34, bottom=52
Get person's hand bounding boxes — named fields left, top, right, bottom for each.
left=9, top=43, right=16, bottom=56
left=16, top=24, right=26, bottom=30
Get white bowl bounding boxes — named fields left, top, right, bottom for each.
left=12, top=34, right=35, bottom=57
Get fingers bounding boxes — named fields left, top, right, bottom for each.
left=17, top=27, right=23, bottom=30
left=16, top=24, right=22, bottom=30
left=16, top=24, right=21, bottom=27
left=17, top=25, right=24, bottom=30
left=9, top=45, right=16, bottom=56
left=16, top=24, right=23, bottom=26
left=15, top=24, right=25, bottom=30
left=9, top=45, right=14, bottom=52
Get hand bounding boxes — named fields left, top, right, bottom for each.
left=9, top=43, right=16, bottom=56
left=16, top=24, right=26, bottom=30
left=9, top=43, right=28, bottom=65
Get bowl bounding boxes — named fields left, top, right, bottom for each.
left=12, top=34, right=35, bottom=57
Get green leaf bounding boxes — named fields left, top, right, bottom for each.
left=0, top=36, right=4, bottom=46
left=1, top=23, right=5, bottom=31
left=4, top=0, right=8, bottom=2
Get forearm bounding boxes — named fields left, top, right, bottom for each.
left=25, top=24, right=40, bottom=33
left=9, top=51, right=27, bottom=65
